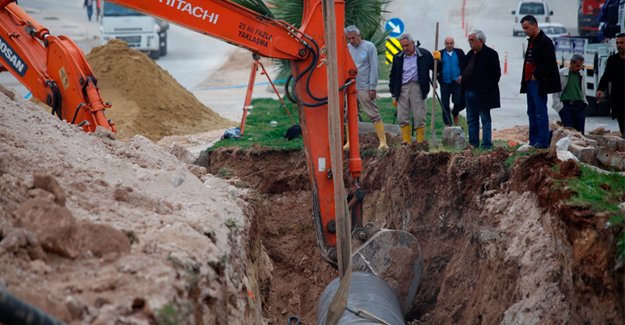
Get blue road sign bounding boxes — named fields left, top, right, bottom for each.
left=385, top=18, right=404, bottom=38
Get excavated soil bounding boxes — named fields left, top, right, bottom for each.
left=1, top=83, right=624, bottom=323
left=86, top=40, right=232, bottom=141
left=204, top=134, right=625, bottom=324
left=0, top=94, right=257, bottom=324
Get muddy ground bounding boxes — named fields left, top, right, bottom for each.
left=0, top=95, right=258, bottom=324
left=204, top=134, right=625, bottom=324
left=1, top=90, right=624, bottom=323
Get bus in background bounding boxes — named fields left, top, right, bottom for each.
left=578, top=0, right=605, bottom=37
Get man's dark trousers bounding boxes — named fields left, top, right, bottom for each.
left=465, top=90, right=492, bottom=149
left=526, top=80, right=550, bottom=148
left=558, top=100, right=586, bottom=134
left=440, top=82, right=462, bottom=126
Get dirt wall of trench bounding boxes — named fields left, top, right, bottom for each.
left=204, top=140, right=625, bottom=324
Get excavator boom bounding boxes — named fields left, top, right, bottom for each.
left=0, top=2, right=115, bottom=132
left=0, top=1, right=423, bottom=319
left=105, top=0, right=365, bottom=259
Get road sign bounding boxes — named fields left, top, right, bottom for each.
left=385, top=38, right=402, bottom=65
left=385, top=18, right=404, bottom=38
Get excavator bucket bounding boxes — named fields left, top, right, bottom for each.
left=351, top=226, right=423, bottom=314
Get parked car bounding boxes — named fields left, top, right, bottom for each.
left=540, top=22, right=570, bottom=39
left=512, top=0, right=554, bottom=36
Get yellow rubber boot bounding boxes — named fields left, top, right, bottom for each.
left=343, top=125, right=350, bottom=151
left=416, top=127, right=425, bottom=143
left=400, top=125, right=412, bottom=144
left=374, top=121, right=389, bottom=149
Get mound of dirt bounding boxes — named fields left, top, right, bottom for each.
left=493, top=125, right=529, bottom=144
left=86, top=39, right=232, bottom=141
left=0, top=94, right=257, bottom=324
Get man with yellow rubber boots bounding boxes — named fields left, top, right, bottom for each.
left=389, top=34, right=436, bottom=144
left=344, top=25, right=388, bottom=150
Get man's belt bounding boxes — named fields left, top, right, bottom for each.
left=562, top=100, right=585, bottom=105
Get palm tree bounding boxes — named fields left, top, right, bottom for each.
left=233, top=0, right=389, bottom=77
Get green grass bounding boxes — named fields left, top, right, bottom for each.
left=564, top=165, right=625, bottom=260
left=209, top=98, right=303, bottom=151
left=379, top=55, right=391, bottom=78
left=361, top=97, right=468, bottom=143
left=210, top=96, right=469, bottom=151
left=566, top=165, right=625, bottom=215
left=503, top=148, right=540, bottom=170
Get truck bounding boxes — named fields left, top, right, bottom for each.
left=100, top=1, right=169, bottom=59
left=555, top=0, right=624, bottom=116
left=578, top=0, right=604, bottom=38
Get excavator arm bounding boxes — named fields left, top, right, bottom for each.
left=1, top=0, right=423, bottom=318
left=0, top=1, right=115, bottom=132
left=104, top=0, right=364, bottom=261
left=0, top=0, right=363, bottom=262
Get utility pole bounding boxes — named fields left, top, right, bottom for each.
left=322, top=1, right=352, bottom=324
left=430, top=22, right=440, bottom=144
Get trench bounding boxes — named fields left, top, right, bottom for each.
left=200, top=137, right=625, bottom=324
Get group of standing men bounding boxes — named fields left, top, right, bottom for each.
left=521, top=16, right=625, bottom=143
left=344, top=15, right=625, bottom=151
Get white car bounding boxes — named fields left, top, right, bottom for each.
left=512, top=0, right=554, bottom=36
left=539, top=23, right=569, bottom=40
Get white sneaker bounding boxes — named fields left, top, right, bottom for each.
left=517, top=144, right=532, bottom=152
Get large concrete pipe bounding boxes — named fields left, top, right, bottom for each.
left=317, top=272, right=404, bottom=325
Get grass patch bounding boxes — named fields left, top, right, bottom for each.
left=566, top=165, right=625, bottom=215
left=360, top=97, right=455, bottom=142
left=565, top=165, right=625, bottom=259
left=209, top=98, right=303, bottom=151
left=155, top=303, right=192, bottom=325
left=210, top=96, right=469, bottom=150
left=504, top=149, right=532, bottom=170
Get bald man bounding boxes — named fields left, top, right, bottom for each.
left=436, top=37, right=466, bottom=126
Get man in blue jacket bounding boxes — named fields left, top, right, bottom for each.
left=389, top=34, right=436, bottom=144
left=436, top=36, right=466, bottom=127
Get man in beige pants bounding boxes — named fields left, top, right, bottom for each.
left=344, top=25, right=388, bottom=150
left=389, top=34, right=436, bottom=144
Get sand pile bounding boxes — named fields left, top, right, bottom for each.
left=86, top=40, right=232, bottom=141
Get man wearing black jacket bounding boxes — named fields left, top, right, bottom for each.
left=597, top=33, right=625, bottom=138
left=462, top=30, right=500, bottom=150
left=520, top=15, right=561, bottom=148
left=436, top=37, right=466, bottom=126
left=389, top=34, right=435, bottom=144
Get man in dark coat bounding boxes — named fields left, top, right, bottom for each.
left=462, top=30, right=500, bottom=149
left=597, top=33, right=625, bottom=138
left=389, top=34, right=435, bottom=144
left=436, top=36, right=466, bottom=126
left=520, top=15, right=561, bottom=148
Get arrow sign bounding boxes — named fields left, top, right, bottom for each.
left=385, top=18, right=404, bottom=38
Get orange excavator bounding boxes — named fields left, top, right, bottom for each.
left=0, top=0, right=421, bottom=322
left=0, top=1, right=115, bottom=132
